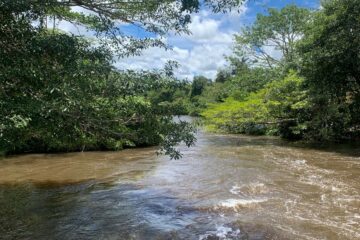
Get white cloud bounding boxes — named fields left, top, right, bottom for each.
left=185, top=14, right=221, bottom=41
left=117, top=5, right=249, bottom=80
left=115, top=39, right=234, bottom=80
left=115, top=41, right=233, bottom=80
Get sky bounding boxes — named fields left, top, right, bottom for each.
left=60, top=0, right=320, bottom=80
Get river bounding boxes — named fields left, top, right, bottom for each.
left=0, top=128, right=359, bottom=239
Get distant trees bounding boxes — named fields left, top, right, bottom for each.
left=215, top=69, right=232, bottom=83
left=190, top=76, right=211, bottom=98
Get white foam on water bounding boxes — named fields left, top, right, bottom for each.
left=294, top=159, right=307, bottom=165
left=320, top=194, right=326, bottom=202
left=229, top=185, right=241, bottom=195
left=199, top=225, right=241, bottom=240
left=218, top=198, right=268, bottom=209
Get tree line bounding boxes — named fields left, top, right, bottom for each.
left=187, top=0, right=359, bottom=142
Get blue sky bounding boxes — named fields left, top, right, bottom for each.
left=59, top=0, right=320, bottom=80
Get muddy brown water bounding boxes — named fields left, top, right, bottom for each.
left=0, top=130, right=359, bottom=239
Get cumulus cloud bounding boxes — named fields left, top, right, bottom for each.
left=185, top=13, right=221, bottom=42
left=117, top=4, right=249, bottom=80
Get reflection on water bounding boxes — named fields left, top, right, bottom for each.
left=0, top=130, right=360, bottom=239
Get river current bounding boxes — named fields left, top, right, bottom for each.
left=0, top=128, right=359, bottom=239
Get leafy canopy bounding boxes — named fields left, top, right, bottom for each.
left=233, top=5, right=311, bottom=68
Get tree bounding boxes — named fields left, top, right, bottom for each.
left=263, top=71, right=309, bottom=139
left=201, top=1, right=359, bottom=143
left=202, top=71, right=308, bottom=138
left=0, top=25, right=196, bottom=158
left=1, top=1, right=247, bottom=158
left=190, top=76, right=211, bottom=98
left=233, top=5, right=312, bottom=68
left=228, top=67, right=279, bottom=101
left=215, top=69, right=231, bottom=83
left=299, top=0, right=360, bottom=140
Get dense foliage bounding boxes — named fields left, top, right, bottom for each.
left=1, top=0, right=358, bottom=159
left=0, top=0, right=245, bottom=159
left=201, top=1, right=360, bottom=142
left=299, top=0, right=360, bottom=140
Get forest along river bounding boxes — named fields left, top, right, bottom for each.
left=0, top=131, right=360, bottom=239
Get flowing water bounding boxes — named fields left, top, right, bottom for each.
left=1, top=128, right=360, bottom=239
